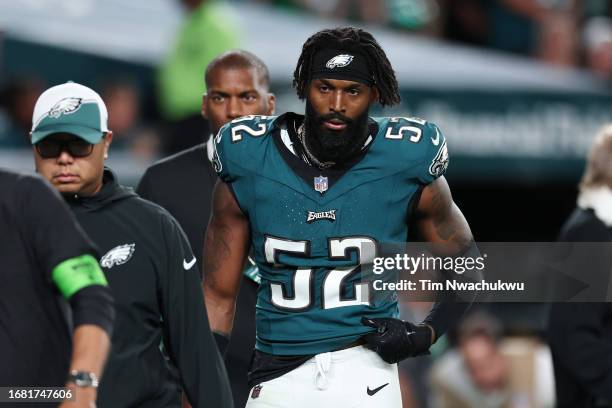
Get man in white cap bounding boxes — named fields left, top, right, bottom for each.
left=31, top=82, right=234, bottom=408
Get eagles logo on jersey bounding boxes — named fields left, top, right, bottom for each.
left=100, top=243, right=135, bottom=269
left=429, top=141, right=449, bottom=177
left=211, top=140, right=223, bottom=174
left=214, top=113, right=449, bottom=355
left=48, top=97, right=83, bottom=118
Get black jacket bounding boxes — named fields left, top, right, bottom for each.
left=137, top=144, right=258, bottom=408
left=137, top=143, right=216, bottom=270
left=67, top=169, right=232, bottom=408
left=549, top=208, right=612, bottom=408
left=0, top=169, right=105, bottom=394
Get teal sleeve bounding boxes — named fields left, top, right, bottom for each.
left=212, top=115, right=276, bottom=217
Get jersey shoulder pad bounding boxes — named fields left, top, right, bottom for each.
left=375, top=116, right=449, bottom=184
left=212, top=115, right=277, bottom=182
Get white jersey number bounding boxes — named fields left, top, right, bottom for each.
left=230, top=115, right=270, bottom=142
left=384, top=117, right=426, bottom=142
left=265, top=236, right=376, bottom=310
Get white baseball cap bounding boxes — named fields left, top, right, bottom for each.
left=30, top=81, right=109, bottom=144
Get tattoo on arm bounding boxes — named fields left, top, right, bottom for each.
left=430, top=188, right=453, bottom=240
left=203, top=221, right=232, bottom=287
left=202, top=181, right=249, bottom=334
left=417, top=177, right=473, bottom=253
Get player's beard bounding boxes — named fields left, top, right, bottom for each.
left=303, top=100, right=370, bottom=165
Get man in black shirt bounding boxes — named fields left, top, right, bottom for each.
left=0, top=167, right=113, bottom=407
left=137, top=50, right=275, bottom=270
left=137, top=50, right=275, bottom=408
left=30, top=82, right=232, bottom=408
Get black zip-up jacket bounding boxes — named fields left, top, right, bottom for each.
left=66, top=169, right=232, bottom=408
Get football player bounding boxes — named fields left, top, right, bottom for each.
left=204, top=27, right=478, bottom=407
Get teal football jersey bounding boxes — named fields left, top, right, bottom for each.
left=213, top=113, right=449, bottom=355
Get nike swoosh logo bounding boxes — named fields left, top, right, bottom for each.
left=367, top=383, right=389, bottom=396
left=431, top=127, right=440, bottom=146
left=183, top=257, right=196, bottom=270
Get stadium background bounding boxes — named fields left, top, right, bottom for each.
left=1, top=0, right=611, bottom=406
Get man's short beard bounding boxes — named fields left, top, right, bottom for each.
left=303, top=100, right=370, bottom=164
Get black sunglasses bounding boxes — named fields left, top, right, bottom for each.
left=35, top=138, right=95, bottom=159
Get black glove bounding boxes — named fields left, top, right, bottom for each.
left=361, top=317, right=432, bottom=363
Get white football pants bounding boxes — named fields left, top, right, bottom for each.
left=244, top=345, right=402, bottom=408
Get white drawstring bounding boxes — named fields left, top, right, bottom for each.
left=314, top=352, right=332, bottom=390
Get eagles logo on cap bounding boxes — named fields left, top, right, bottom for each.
left=48, top=97, right=83, bottom=118
left=30, top=82, right=109, bottom=145
left=326, top=54, right=354, bottom=69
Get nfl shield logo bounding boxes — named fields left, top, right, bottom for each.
left=314, top=175, right=328, bottom=194
left=251, top=384, right=262, bottom=399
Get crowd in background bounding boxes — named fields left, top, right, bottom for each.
left=0, top=76, right=163, bottom=157
left=254, top=0, right=612, bottom=78
left=0, top=0, right=239, bottom=157
left=1, top=0, right=611, bottom=157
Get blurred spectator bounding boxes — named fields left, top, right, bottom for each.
left=441, top=0, right=489, bottom=47
left=582, top=17, right=612, bottom=81
left=294, top=0, right=341, bottom=17
left=294, top=0, right=441, bottom=32
left=387, top=0, right=441, bottom=34
left=332, top=0, right=389, bottom=24
left=101, top=80, right=161, bottom=160
left=257, top=0, right=611, bottom=75
left=549, top=123, right=612, bottom=408
left=256, top=0, right=302, bottom=11
left=562, top=123, right=612, bottom=240
left=0, top=77, right=44, bottom=147
left=158, top=0, right=239, bottom=155
left=490, top=0, right=578, bottom=66
left=430, top=311, right=508, bottom=407
left=430, top=311, right=555, bottom=407
left=583, top=0, right=611, bottom=17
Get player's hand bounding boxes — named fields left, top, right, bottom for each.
left=361, top=317, right=432, bottom=363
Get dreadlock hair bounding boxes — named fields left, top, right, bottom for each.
left=293, top=27, right=400, bottom=107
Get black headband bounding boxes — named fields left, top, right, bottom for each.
left=310, top=48, right=374, bottom=86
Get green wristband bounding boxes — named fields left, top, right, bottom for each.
left=52, top=254, right=108, bottom=298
